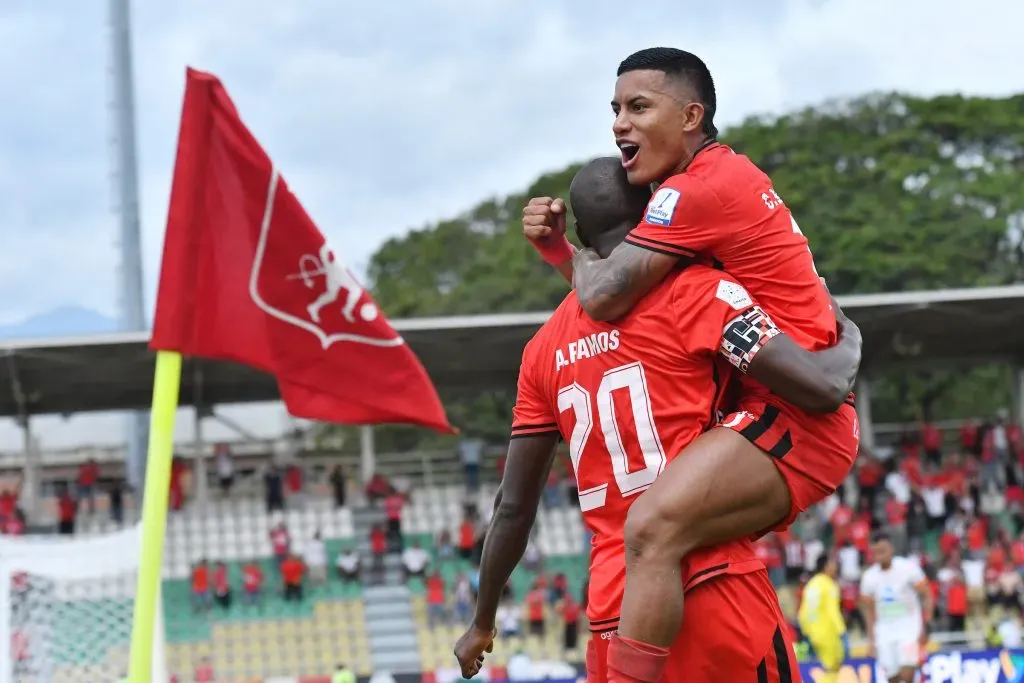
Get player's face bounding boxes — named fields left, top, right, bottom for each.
left=612, top=70, right=704, bottom=186
left=871, top=540, right=894, bottom=566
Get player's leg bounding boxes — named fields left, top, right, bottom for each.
left=808, top=635, right=843, bottom=683
left=632, top=569, right=799, bottom=683
left=614, top=426, right=791, bottom=652
left=586, top=632, right=611, bottom=683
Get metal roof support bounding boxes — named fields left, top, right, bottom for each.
left=4, top=352, right=38, bottom=519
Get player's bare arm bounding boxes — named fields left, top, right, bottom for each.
left=748, top=313, right=862, bottom=413
left=859, top=594, right=877, bottom=656
left=454, top=433, right=559, bottom=679
left=914, top=579, right=935, bottom=626
left=572, top=242, right=678, bottom=321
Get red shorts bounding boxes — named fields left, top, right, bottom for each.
left=722, top=395, right=859, bottom=529
left=585, top=570, right=799, bottom=683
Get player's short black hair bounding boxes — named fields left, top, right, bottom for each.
left=569, top=157, right=652, bottom=253
left=617, top=47, right=718, bottom=139
left=870, top=530, right=892, bottom=545
left=815, top=553, right=831, bottom=574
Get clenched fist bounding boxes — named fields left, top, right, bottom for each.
left=522, top=197, right=567, bottom=244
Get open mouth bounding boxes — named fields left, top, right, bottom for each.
left=619, top=143, right=640, bottom=169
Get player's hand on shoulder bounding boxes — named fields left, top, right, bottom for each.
left=523, top=197, right=567, bottom=244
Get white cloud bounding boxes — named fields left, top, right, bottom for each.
left=0, top=0, right=1020, bottom=445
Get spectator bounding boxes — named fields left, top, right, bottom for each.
left=436, top=529, right=455, bottom=562
left=402, top=540, right=430, bottom=581
left=329, top=465, right=347, bottom=508
left=370, top=525, right=387, bottom=584
left=281, top=553, right=305, bottom=602
left=2, top=509, right=24, bottom=536
left=963, top=552, right=986, bottom=617
left=858, top=454, right=885, bottom=513
left=459, top=436, right=484, bottom=492
left=425, top=571, right=446, bottom=626
left=946, top=572, right=968, bottom=632
left=837, top=540, right=861, bottom=584
left=384, top=488, right=406, bottom=550
left=169, top=457, right=186, bottom=511
left=332, top=663, right=356, bottom=683
left=453, top=573, right=472, bottom=624
left=191, top=560, right=212, bottom=613
left=497, top=598, right=522, bottom=638
left=0, top=477, right=21, bottom=523
left=336, top=547, right=361, bottom=583
left=458, top=518, right=475, bottom=560
left=264, top=465, right=285, bottom=512
left=270, top=522, right=291, bottom=567
left=194, top=658, right=214, bottom=683
left=108, top=479, right=124, bottom=526
left=241, top=560, right=264, bottom=606
left=922, top=418, right=943, bottom=467
left=213, top=561, right=231, bottom=610
left=550, top=573, right=568, bottom=604
left=777, top=531, right=803, bottom=585
left=523, top=538, right=542, bottom=573
left=543, top=469, right=562, bottom=508
left=962, top=418, right=980, bottom=456
left=57, top=486, right=77, bottom=535
left=560, top=593, right=581, bottom=652
left=215, top=444, right=234, bottom=497
left=526, top=582, right=545, bottom=637
left=304, top=531, right=328, bottom=586
left=756, top=534, right=785, bottom=587
left=285, top=463, right=304, bottom=509
left=77, top=458, right=100, bottom=515
left=998, top=611, right=1023, bottom=648
left=365, top=473, right=390, bottom=504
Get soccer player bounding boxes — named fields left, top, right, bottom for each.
left=453, top=156, right=859, bottom=682
left=799, top=554, right=846, bottom=683
left=521, top=47, right=862, bottom=676
left=859, top=532, right=933, bottom=683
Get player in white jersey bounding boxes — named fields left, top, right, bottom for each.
left=858, top=532, right=934, bottom=683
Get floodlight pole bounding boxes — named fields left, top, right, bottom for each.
left=109, top=0, right=149, bottom=493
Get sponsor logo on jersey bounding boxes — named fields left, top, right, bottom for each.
left=715, top=280, right=753, bottom=310
left=644, top=187, right=681, bottom=226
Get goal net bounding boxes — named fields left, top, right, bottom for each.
left=0, top=525, right=167, bottom=683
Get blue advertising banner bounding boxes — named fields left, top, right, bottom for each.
left=798, top=649, right=1024, bottom=683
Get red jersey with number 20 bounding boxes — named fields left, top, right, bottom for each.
left=625, top=143, right=836, bottom=357
left=511, top=265, right=769, bottom=631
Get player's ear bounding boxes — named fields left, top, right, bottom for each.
left=682, top=102, right=705, bottom=133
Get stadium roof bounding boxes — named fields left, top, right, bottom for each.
left=2, top=284, right=1024, bottom=419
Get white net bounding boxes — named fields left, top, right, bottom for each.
left=0, top=524, right=167, bottom=683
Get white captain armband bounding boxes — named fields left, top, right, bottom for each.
left=719, top=306, right=781, bottom=373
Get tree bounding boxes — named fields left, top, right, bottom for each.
left=329, top=93, right=1024, bottom=450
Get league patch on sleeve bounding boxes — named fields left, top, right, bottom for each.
left=644, top=187, right=681, bottom=226
left=715, top=280, right=753, bottom=310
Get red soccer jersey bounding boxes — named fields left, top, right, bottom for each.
left=511, top=265, right=765, bottom=630
left=625, top=144, right=837, bottom=363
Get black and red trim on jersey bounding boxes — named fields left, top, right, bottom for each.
left=509, top=423, right=560, bottom=439
left=623, top=232, right=696, bottom=258
left=756, top=627, right=795, bottom=683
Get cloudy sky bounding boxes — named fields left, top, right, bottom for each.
left=0, top=0, right=1021, bottom=450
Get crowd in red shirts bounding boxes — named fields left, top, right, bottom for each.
left=753, top=414, right=1024, bottom=636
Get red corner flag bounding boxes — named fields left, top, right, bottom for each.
left=150, top=68, right=454, bottom=433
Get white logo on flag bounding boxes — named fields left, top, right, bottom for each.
left=249, top=168, right=404, bottom=350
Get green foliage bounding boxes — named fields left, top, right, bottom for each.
left=333, top=93, right=1024, bottom=449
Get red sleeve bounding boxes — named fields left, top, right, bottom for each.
left=624, top=175, right=721, bottom=258
left=510, top=343, right=559, bottom=439
left=672, top=270, right=781, bottom=373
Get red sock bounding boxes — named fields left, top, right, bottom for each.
left=607, top=633, right=670, bottom=683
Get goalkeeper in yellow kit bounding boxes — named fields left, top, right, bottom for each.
left=799, top=553, right=847, bottom=682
